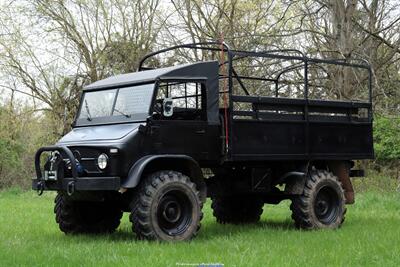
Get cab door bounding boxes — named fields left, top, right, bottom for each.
left=149, top=81, right=217, bottom=161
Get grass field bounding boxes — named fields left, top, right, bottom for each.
left=0, top=189, right=399, bottom=267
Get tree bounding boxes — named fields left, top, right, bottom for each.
left=296, top=0, right=400, bottom=108
left=0, top=0, right=162, bottom=135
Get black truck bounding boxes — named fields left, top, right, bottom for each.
left=33, top=42, right=373, bottom=241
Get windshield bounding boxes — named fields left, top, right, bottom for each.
left=76, top=83, right=154, bottom=126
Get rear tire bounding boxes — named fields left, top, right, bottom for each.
left=290, top=170, right=346, bottom=229
left=211, top=195, right=264, bottom=224
left=54, top=193, right=122, bottom=234
left=130, top=171, right=203, bottom=241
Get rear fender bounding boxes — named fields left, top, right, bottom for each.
left=283, top=162, right=310, bottom=195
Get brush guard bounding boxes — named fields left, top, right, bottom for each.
left=33, top=146, right=120, bottom=195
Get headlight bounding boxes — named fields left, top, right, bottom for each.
left=97, top=153, right=108, bottom=170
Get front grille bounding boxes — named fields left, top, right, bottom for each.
left=80, top=158, right=99, bottom=173
left=69, top=147, right=102, bottom=174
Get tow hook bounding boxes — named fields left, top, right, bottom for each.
left=67, top=181, right=75, bottom=196
left=37, top=181, right=45, bottom=196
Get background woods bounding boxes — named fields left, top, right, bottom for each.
left=0, top=0, right=399, bottom=189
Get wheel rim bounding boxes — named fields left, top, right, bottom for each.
left=314, top=186, right=340, bottom=225
left=156, top=190, right=193, bottom=236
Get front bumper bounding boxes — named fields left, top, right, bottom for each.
left=32, top=177, right=120, bottom=191
left=34, top=145, right=121, bottom=193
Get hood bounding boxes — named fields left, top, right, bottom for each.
left=58, top=123, right=141, bottom=144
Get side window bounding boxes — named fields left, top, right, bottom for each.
left=154, top=81, right=205, bottom=120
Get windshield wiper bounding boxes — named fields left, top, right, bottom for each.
left=84, top=99, right=92, bottom=121
left=114, top=108, right=131, bottom=118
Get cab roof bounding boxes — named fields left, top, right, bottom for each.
left=83, top=60, right=220, bottom=125
left=84, top=61, right=217, bottom=91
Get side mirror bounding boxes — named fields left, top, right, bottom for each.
left=163, top=98, right=174, bottom=117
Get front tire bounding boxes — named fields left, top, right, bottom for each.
left=130, top=171, right=203, bottom=241
left=290, top=170, right=346, bottom=229
left=54, top=193, right=122, bottom=234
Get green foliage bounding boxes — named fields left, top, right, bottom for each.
left=353, top=171, right=399, bottom=193
left=0, top=102, right=58, bottom=189
left=374, top=116, right=400, bottom=162
left=99, top=36, right=156, bottom=75
left=0, top=138, right=23, bottom=169
left=0, top=105, right=23, bottom=187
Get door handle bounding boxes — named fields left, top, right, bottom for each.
left=195, top=129, right=206, bottom=134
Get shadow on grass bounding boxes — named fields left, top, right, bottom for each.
left=43, top=214, right=389, bottom=245
left=61, top=219, right=296, bottom=243
left=54, top=217, right=297, bottom=244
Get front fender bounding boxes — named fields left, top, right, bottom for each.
left=121, top=155, right=206, bottom=201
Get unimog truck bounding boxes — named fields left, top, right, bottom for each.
left=33, top=42, right=373, bottom=241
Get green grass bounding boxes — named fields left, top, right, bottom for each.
left=1, top=190, right=399, bottom=267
